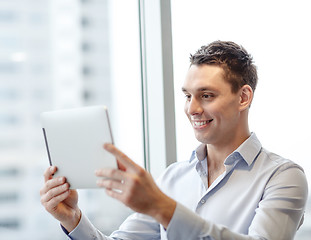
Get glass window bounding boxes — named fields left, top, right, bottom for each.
left=0, top=10, right=17, bottom=22
left=0, top=0, right=143, bottom=239
left=171, top=0, right=311, bottom=238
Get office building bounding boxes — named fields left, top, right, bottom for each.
left=0, top=1, right=130, bottom=239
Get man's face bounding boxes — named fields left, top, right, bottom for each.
left=182, top=64, right=243, bottom=146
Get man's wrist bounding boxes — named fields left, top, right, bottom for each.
left=151, top=195, right=177, bottom=229
left=61, top=209, right=82, bottom=233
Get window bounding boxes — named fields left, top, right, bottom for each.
left=0, top=0, right=145, bottom=238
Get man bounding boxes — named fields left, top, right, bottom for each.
left=40, top=41, right=308, bottom=239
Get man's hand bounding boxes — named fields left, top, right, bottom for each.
left=96, top=143, right=177, bottom=228
left=40, top=166, right=81, bottom=232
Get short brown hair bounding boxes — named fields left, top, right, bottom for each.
left=190, top=40, right=258, bottom=93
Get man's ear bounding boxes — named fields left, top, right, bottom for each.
left=239, top=85, right=253, bottom=111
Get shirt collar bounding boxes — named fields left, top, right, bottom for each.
left=231, top=133, right=262, bottom=166
left=189, top=133, right=262, bottom=166
left=189, top=143, right=207, bottom=163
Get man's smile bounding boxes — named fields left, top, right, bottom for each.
left=192, top=119, right=213, bottom=129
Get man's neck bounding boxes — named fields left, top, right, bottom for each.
left=207, top=131, right=251, bottom=167
left=205, top=131, right=251, bottom=187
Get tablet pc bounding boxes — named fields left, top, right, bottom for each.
left=40, top=105, right=117, bottom=189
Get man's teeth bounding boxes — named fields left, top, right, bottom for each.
left=194, top=121, right=208, bottom=126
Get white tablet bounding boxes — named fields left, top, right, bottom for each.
left=40, top=105, right=117, bottom=189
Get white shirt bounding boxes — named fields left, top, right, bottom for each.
left=67, top=133, right=308, bottom=240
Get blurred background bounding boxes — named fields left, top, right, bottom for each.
left=0, top=0, right=310, bottom=239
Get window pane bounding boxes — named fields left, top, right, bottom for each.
left=0, top=0, right=143, bottom=239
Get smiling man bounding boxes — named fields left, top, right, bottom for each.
left=40, top=41, right=308, bottom=240
left=182, top=65, right=252, bottom=187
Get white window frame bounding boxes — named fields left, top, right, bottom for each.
left=138, top=0, right=176, bottom=178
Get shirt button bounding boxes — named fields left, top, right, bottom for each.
left=200, top=199, right=206, bottom=204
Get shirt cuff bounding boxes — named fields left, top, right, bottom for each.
left=61, top=213, right=104, bottom=240
left=166, top=203, right=207, bottom=240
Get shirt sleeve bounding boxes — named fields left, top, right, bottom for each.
left=110, top=212, right=161, bottom=240
left=248, top=164, right=308, bottom=239
left=166, top=165, right=308, bottom=240
left=66, top=213, right=113, bottom=240
left=64, top=164, right=307, bottom=240
left=64, top=211, right=160, bottom=240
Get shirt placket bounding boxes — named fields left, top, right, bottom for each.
left=195, top=153, right=242, bottom=211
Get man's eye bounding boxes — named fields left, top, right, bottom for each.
left=202, top=94, right=212, bottom=99
left=184, top=95, right=191, bottom=101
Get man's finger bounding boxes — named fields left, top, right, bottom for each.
left=96, top=178, right=124, bottom=192
left=42, top=189, right=70, bottom=213
left=41, top=182, right=70, bottom=204
left=95, top=168, right=126, bottom=182
left=103, top=143, right=139, bottom=170
left=117, top=159, right=126, bottom=171
left=40, top=176, right=66, bottom=196
left=44, top=166, right=57, bottom=182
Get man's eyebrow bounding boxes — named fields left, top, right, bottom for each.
left=181, top=87, right=216, bottom=92
left=181, top=87, right=188, bottom=93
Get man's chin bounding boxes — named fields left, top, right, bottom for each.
left=194, top=133, right=211, bottom=145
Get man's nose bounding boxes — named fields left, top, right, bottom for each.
left=187, top=98, right=203, bottom=115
